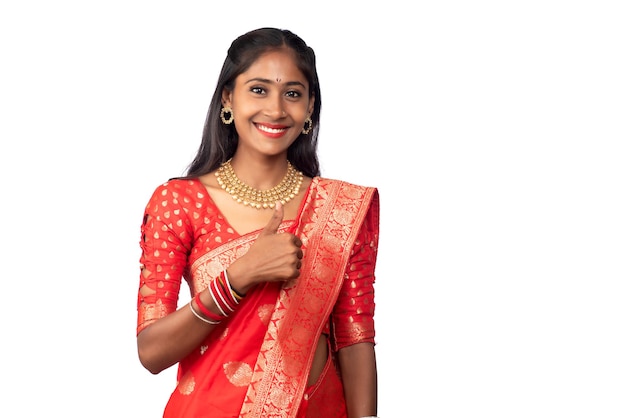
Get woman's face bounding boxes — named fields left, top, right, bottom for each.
left=223, top=49, right=314, bottom=159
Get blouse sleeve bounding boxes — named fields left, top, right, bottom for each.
left=136, top=181, right=193, bottom=335
left=331, top=192, right=380, bottom=351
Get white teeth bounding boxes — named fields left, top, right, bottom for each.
left=257, top=125, right=285, bottom=134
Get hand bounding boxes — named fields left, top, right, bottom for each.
left=227, top=202, right=303, bottom=293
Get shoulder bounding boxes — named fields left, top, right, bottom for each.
left=145, top=178, right=211, bottom=210
left=315, top=176, right=378, bottom=196
left=314, top=177, right=380, bottom=232
left=313, top=177, right=379, bottom=217
left=149, top=178, right=205, bottom=198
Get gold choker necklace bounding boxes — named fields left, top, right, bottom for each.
left=215, top=159, right=304, bottom=209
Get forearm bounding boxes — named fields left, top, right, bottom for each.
left=338, top=342, right=378, bottom=418
left=137, top=294, right=219, bottom=374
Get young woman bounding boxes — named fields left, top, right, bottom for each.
left=136, top=27, right=380, bottom=418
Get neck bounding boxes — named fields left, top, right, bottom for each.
left=229, top=156, right=289, bottom=190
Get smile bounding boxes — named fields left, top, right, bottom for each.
left=255, top=123, right=288, bottom=137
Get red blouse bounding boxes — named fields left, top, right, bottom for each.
left=137, top=178, right=377, bottom=350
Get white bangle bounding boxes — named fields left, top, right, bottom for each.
left=189, top=302, right=220, bottom=325
left=224, top=269, right=243, bottom=302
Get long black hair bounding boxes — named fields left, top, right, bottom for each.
left=184, top=27, right=322, bottom=178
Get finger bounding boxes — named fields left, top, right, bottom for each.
left=260, top=201, right=284, bottom=236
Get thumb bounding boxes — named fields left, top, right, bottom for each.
left=260, top=201, right=284, bottom=235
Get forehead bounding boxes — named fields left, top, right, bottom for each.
left=238, top=49, right=308, bottom=85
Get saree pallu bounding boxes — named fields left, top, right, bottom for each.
left=137, top=177, right=379, bottom=418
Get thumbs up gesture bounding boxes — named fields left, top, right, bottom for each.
left=226, top=202, right=303, bottom=294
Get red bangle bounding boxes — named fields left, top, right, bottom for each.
left=193, top=293, right=224, bottom=322
left=217, top=272, right=239, bottom=306
left=210, top=276, right=236, bottom=314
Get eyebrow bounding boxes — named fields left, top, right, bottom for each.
left=244, top=77, right=306, bottom=88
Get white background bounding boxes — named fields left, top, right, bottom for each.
left=1, top=1, right=625, bottom=417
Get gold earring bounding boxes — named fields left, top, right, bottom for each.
left=302, top=117, right=313, bottom=134
left=220, top=106, right=234, bottom=124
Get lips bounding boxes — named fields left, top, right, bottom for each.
left=255, top=123, right=289, bottom=138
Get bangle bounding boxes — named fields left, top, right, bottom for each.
left=189, top=302, right=220, bottom=325
left=193, top=293, right=225, bottom=322
left=209, top=277, right=235, bottom=315
left=224, top=269, right=246, bottom=300
left=215, top=274, right=238, bottom=310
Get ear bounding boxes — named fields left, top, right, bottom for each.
left=221, top=89, right=233, bottom=107
left=307, top=94, right=315, bottom=115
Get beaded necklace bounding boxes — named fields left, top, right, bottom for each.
left=215, top=159, right=303, bottom=209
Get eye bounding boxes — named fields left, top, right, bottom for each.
left=285, top=90, right=302, bottom=99
left=250, top=86, right=266, bottom=95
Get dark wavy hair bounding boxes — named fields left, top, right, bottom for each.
left=184, top=27, right=322, bottom=178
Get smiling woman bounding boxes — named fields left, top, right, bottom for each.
left=135, top=27, right=381, bottom=418
left=222, top=49, right=314, bottom=166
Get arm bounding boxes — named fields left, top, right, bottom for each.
left=135, top=182, right=215, bottom=374
left=338, top=342, right=378, bottom=417
left=137, top=193, right=301, bottom=374
left=334, top=197, right=380, bottom=417
left=137, top=299, right=221, bottom=374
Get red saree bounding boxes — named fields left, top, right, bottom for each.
left=137, top=177, right=379, bottom=418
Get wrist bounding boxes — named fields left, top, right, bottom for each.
left=225, top=263, right=253, bottom=295
left=224, top=269, right=246, bottom=298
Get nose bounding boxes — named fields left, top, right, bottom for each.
left=265, top=94, right=286, bottom=119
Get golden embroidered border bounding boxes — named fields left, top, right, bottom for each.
left=240, top=178, right=377, bottom=418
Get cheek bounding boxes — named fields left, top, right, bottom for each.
left=232, top=103, right=255, bottom=121
left=289, top=104, right=309, bottom=120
